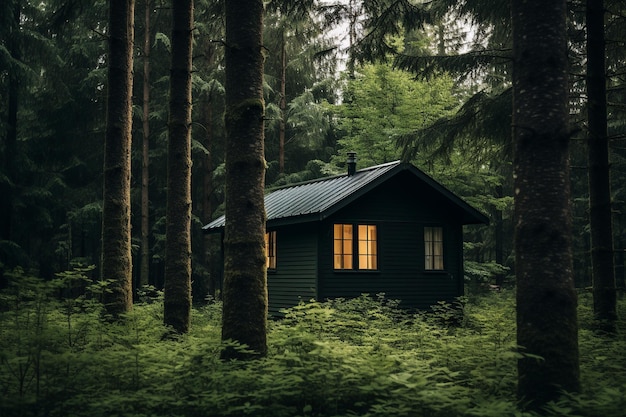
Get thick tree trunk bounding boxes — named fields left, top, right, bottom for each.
left=102, top=0, right=135, bottom=318
left=163, top=0, right=193, bottom=334
left=140, top=0, right=152, bottom=289
left=587, top=0, right=617, bottom=329
left=512, top=0, right=580, bottom=409
left=221, top=0, right=268, bottom=359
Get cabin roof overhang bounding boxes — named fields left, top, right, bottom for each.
left=203, top=160, right=489, bottom=233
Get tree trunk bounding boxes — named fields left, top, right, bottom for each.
left=140, top=0, right=152, bottom=289
left=200, top=42, right=217, bottom=300
left=587, top=0, right=617, bottom=330
left=1, top=1, right=21, bottom=244
left=494, top=184, right=505, bottom=286
left=221, top=0, right=268, bottom=359
left=102, top=0, right=135, bottom=318
left=512, top=0, right=580, bottom=409
left=279, top=33, right=287, bottom=174
left=163, top=0, right=193, bottom=334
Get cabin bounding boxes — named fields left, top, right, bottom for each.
left=203, top=154, right=489, bottom=314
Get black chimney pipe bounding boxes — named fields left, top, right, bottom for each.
left=347, top=152, right=357, bottom=176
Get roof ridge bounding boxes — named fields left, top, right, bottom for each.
left=267, top=160, right=402, bottom=192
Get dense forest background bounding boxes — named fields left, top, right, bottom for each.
left=1, top=0, right=625, bottom=297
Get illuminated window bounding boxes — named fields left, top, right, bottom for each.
left=424, top=226, right=444, bottom=270
left=334, top=224, right=353, bottom=269
left=358, top=225, right=377, bottom=270
left=265, top=231, right=277, bottom=269
left=334, top=223, right=377, bottom=270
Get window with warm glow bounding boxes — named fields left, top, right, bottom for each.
left=333, top=224, right=353, bottom=269
left=334, top=223, right=377, bottom=270
left=265, top=231, right=277, bottom=269
left=358, top=224, right=377, bottom=270
left=424, top=226, right=444, bottom=270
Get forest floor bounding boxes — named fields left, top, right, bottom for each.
left=1, top=269, right=625, bottom=417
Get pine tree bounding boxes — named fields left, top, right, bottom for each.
left=221, top=0, right=268, bottom=359
left=163, top=0, right=193, bottom=333
left=101, top=0, right=135, bottom=318
left=140, top=0, right=153, bottom=289
left=587, top=0, right=617, bottom=330
left=512, top=0, right=580, bottom=408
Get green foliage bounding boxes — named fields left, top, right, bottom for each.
left=1, top=274, right=625, bottom=417
left=332, top=63, right=457, bottom=169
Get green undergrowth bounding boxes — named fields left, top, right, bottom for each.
left=1, top=267, right=625, bottom=417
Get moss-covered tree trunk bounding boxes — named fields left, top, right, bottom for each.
left=587, top=0, right=617, bottom=330
left=163, top=0, right=193, bottom=334
left=102, top=0, right=135, bottom=318
left=512, top=0, right=580, bottom=409
left=221, top=0, right=268, bottom=359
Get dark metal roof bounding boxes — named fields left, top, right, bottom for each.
left=203, top=160, right=489, bottom=231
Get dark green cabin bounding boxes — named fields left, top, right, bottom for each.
left=203, top=159, right=489, bottom=314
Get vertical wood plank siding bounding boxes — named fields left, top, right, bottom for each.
left=267, top=223, right=318, bottom=314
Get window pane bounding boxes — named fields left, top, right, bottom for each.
left=424, top=226, right=443, bottom=270
left=343, top=241, right=353, bottom=255
left=358, top=224, right=377, bottom=270
left=334, top=224, right=353, bottom=270
left=265, top=231, right=277, bottom=269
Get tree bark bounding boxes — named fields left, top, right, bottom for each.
left=512, top=0, right=580, bottom=409
left=140, top=0, right=152, bottom=289
left=102, top=0, right=135, bottom=318
left=1, top=1, right=21, bottom=244
left=163, top=0, right=193, bottom=334
left=279, top=33, right=287, bottom=174
left=200, top=42, right=217, bottom=300
left=221, top=0, right=268, bottom=359
left=587, top=0, right=617, bottom=330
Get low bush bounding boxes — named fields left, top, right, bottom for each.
left=0, top=268, right=624, bottom=416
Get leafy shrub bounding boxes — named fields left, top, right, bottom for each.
left=0, top=273, right=624, bottom=417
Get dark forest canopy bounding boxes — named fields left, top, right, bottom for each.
left=1, top=0, right=623, bottom=292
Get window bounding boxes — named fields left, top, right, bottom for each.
left=265, top=231, right=277, bottom=269
left=358, top=225, right=377, bottom=270
left=424, top=226, right=444, bottom=270
left=333, top=224, right=353, bottom=269
left=334, top=223, right=377, bottom=270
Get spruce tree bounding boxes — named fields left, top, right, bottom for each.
left=101, top=0, right=135, bottom=318
left=221, top=0, right=268, bottom=359
left=164, top=0, right=193, bottom=333
left=512, top=0, right=580, bottom=408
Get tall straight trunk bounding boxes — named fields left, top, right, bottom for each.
left=200, top=42, right=217, bottom=299
left=494, top=184, right=505, bottom=286
left=279, top=33, right=286, bottom=174
left=1, top=2, right=21, bottom=243
left=201, top=96, right=215, bottom=298
left=163, top=0, right=193, bottom=334
left=140, top=0, right=152, bottom=288
left=587, top=0, right=617, bottom=328
left=512, top=0, right=580, bottom=409
left=102, top=0, right=135, bottom=318
left=222, top=0, right=268, bottom=359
